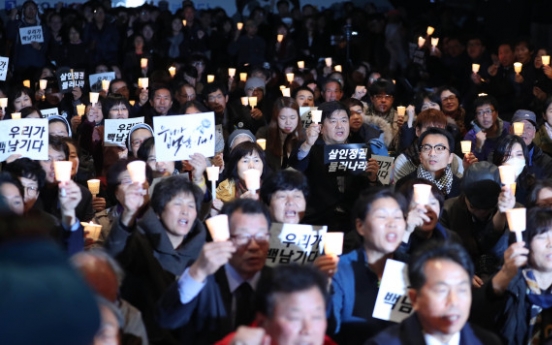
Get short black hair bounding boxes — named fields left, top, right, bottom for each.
left=418, top=127, right=455, bottom=153
left=323, top=79, right=342, bottom=92
left=4, top=158, right=46, bottom=189
left=49, top=135, right=69, bottom=160
left=0, top=171, right=24, bottom=201
left=492, top=134, right=528, bottom=166
left=181, top=100, right=209, bottom=113
left=525, top=207, right=552, bottom=243
left=527, top=178, right=552, bottom=208
left=473, top=94, right=498, bottom=112
left=408, top=241, right=474, bottom=290
left=137, top=137, right=183, bottom=172
left=203, top=81, right=228, bottom=98
left=260, top=170, right=309, bottom=206
left=224, top=141, right=270, bottom=182
left=105, top=159, right=153, bottom=204
left=222, top=198, right=272, bottom=230
left=102, top=94, right=131, bottom=118
left=319, top=101, right=349, bottom=122
left=151, top=175, right=203, bottom=215
left=369, top=79, right=395, bottom=97
left=255, top=264, right=327, bottom=318
left=20, top=106, right=42, bottom=118
left=352, top=187, right=407, bottom=222
left=292, top=86, right=314, bottom=99
left=148, top=83, right=172, bottom=101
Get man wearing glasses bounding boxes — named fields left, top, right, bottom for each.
left=396, top=127, right=462, bottom=199
left=157, top=198, right=272, bottom=344
left=464, top=95, right=511, bottom=161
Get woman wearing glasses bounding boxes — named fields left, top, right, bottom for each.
left=395, top=127, right=462, bottom=199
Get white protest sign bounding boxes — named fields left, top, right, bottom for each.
left=300, top=106, right=317, bottom=128
left=19, top=26, right=44, bottom=45
left=372, top=259, right=414, bottom=323
left=0, top=56, right=8, bottom=81
left=89, top=72, right=116, bottom=92
left=42, top=108, right=59, bottom=117
left=104, top=117, right=145, bottom=147
left=266, top=223, right=327, bottom=267
left=372, top=154, right=394, bottom=185
left=153, top=112, right=215, bottom=161
left=0, top=118, right=48, bottom=161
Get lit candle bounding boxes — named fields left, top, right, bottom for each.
left=239, top=72, right=247, bottom=82
left=138, top=78, right=149, bottom=89
left=23, top=80, right=31, bottom=88
left=286, top=73, right=294, bottom=83
left=87, top=179, right=101, bottom=197
left=281, top=88, right=291, bottom=97
left=334, top=65, right=342, bottom=72
left=498, top=165, right=516, bottom=185
left=396, top=106, right=406, bottom=116
left=277, top=34, right=284, bottom=43
left=426, top=26, right=435, bottom=36
left=129, top=100, right=136, bottom=106
left=279, top=85, right=286, bottom=90
left=505, top=208, right=526, bottom=243
left=81, top=221, right=103, bottom=241
left=11, top=112, right=21, bottom=120
left=413, top=184, right=432, bottom=205
left=168, top=66, right=176, bottom=78
left=206, top=166, right=220, bottom=202
left=297, top=61, right=305, bottom=69
left=76, top=104, right=86, bottom=117
left=431, top=37, right=439, bottom=47
left=542, top=55, right=550, bottom=65
left=236, top=22, right=243, bottom=30
left=243, top=169, right=261, bottom=192
left=324, top=232, right=344, bottom=256
left=182, top=19, right=187, bottom=27
left=311, top=110, right=322, bottom=124
left=241, top=97, right=249, bottom=106
left=325, top=57, right=332, bottom=67
left=207, top=74, right=215, bottom=83
left=140, top=58, right=148, bottom=69
left=514, top=62, right=523, bottom=74
left=39, top=79, right=48, bottom=90
left=54, top=161, right=72, bottom=183
left=127, top=161, right=146, bottom=184
left=460, top=140, right=472, bottom=154
left=205, top=214, right=230, bottom=242
left=0, top=98, right=7, bottom=111
left=101, top=79, right=110, bottom=92
left=228, top=68, right=236, bottom=78
left=89, top=92, right=99, bottom=105
left=418, top=36, right=425, bottom=48
left=513, top=122, right=524, bottom=136
left=248, top=96, right=257, bottom=108
left=256, top=139, right=266, bottom=150
left=472, top=63, right=480, bottom=73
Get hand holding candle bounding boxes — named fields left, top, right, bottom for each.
left=127, top=161, right=146, bottom=184
left=413, top=184, right=432, bottom=205
left=54, top=161, right=73, bottom=197
left=281, top=88, right=291, bottom=97
left=205, top=214, right=230, bottom=242
left=168, top=66, right=176, bottom=78
left=513, top=122, right=524, bottom=136
left=248, top=97, right=257, bottom=108
left=140, top=58, right=148, bottom=69
left=206, top=166, right=220, bottom=202
left=101, top=79, right=110, bottom=93
left=334, top=65, right=342, bottom=73
left=239, top=73, right=247, bottom=82
left=241, top=97, right=249, bottom=106
left=243, top=169, right=261, bottom=192
left=543, top=55, right=550, bottom=66
left=87, top=179, right=101, bottom=197
left=256, top=139, right=266, bottom=150
left=89, top=92, right=99, bottom=105
left=472, top=64, right=480, bottom=73
left=138, top=78, right=149, bottom=89
left=505, top=208, right=526, bottom=242
left=81, top=221, right=103, bottom=241
left=207, top=74, right=215, bottom=83
left=297, top=61, right=305, bottom=69
left=237, top=22, right=243, bottom=31
left=286, top=73, right=294, bottom=84
left=311, top=110, right=322, bottom=124
left=460, top=140, right=472, bottom=154
left=426, top=26, right=435, bottom=36
left=228, top=68, right=236, bottom=78
left=325, top=57, right=332, bottom=67
left=514, top=62, right=523, bottom=74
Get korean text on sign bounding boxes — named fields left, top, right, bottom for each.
left=104, top=117, right=145, bottom=147
left=266, top=223, right=327, bottom=267
left=0, top=118, right=48, bottom=161
left=372, top=154, right=395, bottom=185
left=372, top=259, right=414, bottom=323
left=57, top=68, right=86, bottom=93
left=0, top=56, right=8, bottom=81
left=324, top=143, right=368, bottom=174
left=153, top=112, right=215, bottom=161
left=19, top=26, right=44, bottom=45
left=299, top=106, right=317, bottom=129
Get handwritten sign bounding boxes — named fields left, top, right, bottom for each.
left=266, top=223, right=327, bottom=267
left=372, top=259, right=414, bottom=323
left=372, top=154, right=394, bottom=185
left=56, top=67, right=86, bottom=93
left=42, top=108, right=59, bottom=118
left=153, top=113, right=215, bottom=161
left=323, top=143, right=368, bottom=174
left=89, top=72, right=116, bottom=92
left=0, top=56, right=8, bottom=81
left=0, top=119, right=48, bottom=161
left=19, top=26, right=44, bottom=45
left=300, top=106, right=317, bottom=128
left=104, top=117, right=145, bottom=147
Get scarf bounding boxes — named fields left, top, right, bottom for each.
left=523, top=268, right=552, bottom=343
left=416, top=164, right=453, bottom=196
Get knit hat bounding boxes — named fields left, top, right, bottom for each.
left=48, top=115, right=72, bottom=137
left=244, top=77, right=266, bottom=93
left=126, top=123, right=153, bottom=151
left=228, top=129, right=255, bottom=150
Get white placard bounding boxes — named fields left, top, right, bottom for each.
left=42, top=108, right=59, bottom=117
left=372, top=154, right=394, bottom=185
left=153, top=112, right=215, bottom=161
left=266, top=223, right=327, bottom=267
left=0, top=56, right=8, bottom=81
left=372, top=259, right=414, bottom=323
left=104, top=117, right=145, bottom=147
left=89, top=72, right=116, bottom=92
left=19, top=26, right=44, bottom=45
left=0, top=118, right=48, bottom=161
left=300, top=106, right=317, bottom=128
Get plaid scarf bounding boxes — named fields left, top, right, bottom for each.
left=523, top=268, right=552, bottom=344
left=416, top=164, right=454, bottom=196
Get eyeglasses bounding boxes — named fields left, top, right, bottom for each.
left=476, top=109, right=494, bottom=117
left=23, top=186, right=38, bottom=196
left=374, top=94, right=392, bottom=100
left=420, top=144, right=449, bottom=154
left=441, top=95, right=457, bottom=102
left=230, top=232, right=270, bottom=247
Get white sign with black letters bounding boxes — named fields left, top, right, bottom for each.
left=266, top=223, right=327, bottom=267
left=372, top=259, right=414, bottom=323
left=19, top=26, right=44, bottom=45
left=104, top=117, right=145, bottom=147
left=0, top=118, right=48, bottom=161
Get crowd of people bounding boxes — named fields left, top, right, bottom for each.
left=3, top=0, right=552, bottom=344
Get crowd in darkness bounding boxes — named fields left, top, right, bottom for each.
left=5, top=0, right=552, bottom=344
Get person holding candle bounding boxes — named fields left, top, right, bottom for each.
left=127, top=123, right=153, bottom=158
left=531, top=48, right=552, bottom=106
left=464, top=94, right=511, bottom=161
left=324, top=187, right=407, bottom=344
left=122, top=33, right=151, bottom=87
left=256, top=97, right=305, bottom=171
left=289, top=101, right=380, bottom=231
left=20, top=106, right=42, bottom=118
left=259, top=169, right=308, bottom=224
left=365, top=79, right=402, bottom=150
left=228, top=19, right=266, bottom=66
left=440, top=161, right=515, bottom=285
left=346, top=98, right=389, bottom=156
left=244, top=77, right=270, bottom=127
left=83, top=4, right=120, bottom=68
left=470, top=207, right=552, bottom=345
left=141, top=84, right=176, bottom=126
left=163, top=15, right=187, bottom=60
left=293, top=86, right=315, bottom=107
left=105, top=175, right=207, bottom=343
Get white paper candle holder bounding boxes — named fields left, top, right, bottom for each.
left=324, top=232, right=344, bottom=256
left=205, top=214, right=230, bottom=242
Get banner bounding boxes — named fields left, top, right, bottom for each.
left=0, top=119, right=48, bottom=161
left=56, top=67, right=85, bottom=93
left=266, top=223, right=327, bottom=267
left=19, top=26, right=43, bottom=45
left=324, top=143, right=368, bottom=174
left=0, top=56, right=8, bottom=81
left=372, top=259, right=414, bottom=323
left=372, top=154, right=394, bottom=185
left=104, top=117, right=145, bottom=147
left=89, top=72, right=116, bottom=92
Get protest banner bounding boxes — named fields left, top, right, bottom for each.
left=324, top=143, right=368, bottom=174
left=19, top=26, right=43, bottom=45
left=104, top=117, right=145, bottom=147
left=266, top=223, right=327, bottom=267
left=0, top=56, right=8, bottom=81
left=56, top=67, right=85, bottom=93
left=372, top=154, right=394, bottom=185
left=42, top=107, right=59, bottom=117
left=0, top=118, right=48, bottom=161
left=372, top=259, right=414, bottom=323
left=300, top=106, right=317, bottom=128
left=89, top=72, right=116, bottom=92
left=153, top=112, right=215, bottom=161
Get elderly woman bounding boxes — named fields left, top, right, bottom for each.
left=105, top=174, right=206, bottom=343
left=323, top=187, right=408, bottom=345
left=260, top=169, right=308, bottom=224
left=472, top=207, right=552, bottom=345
